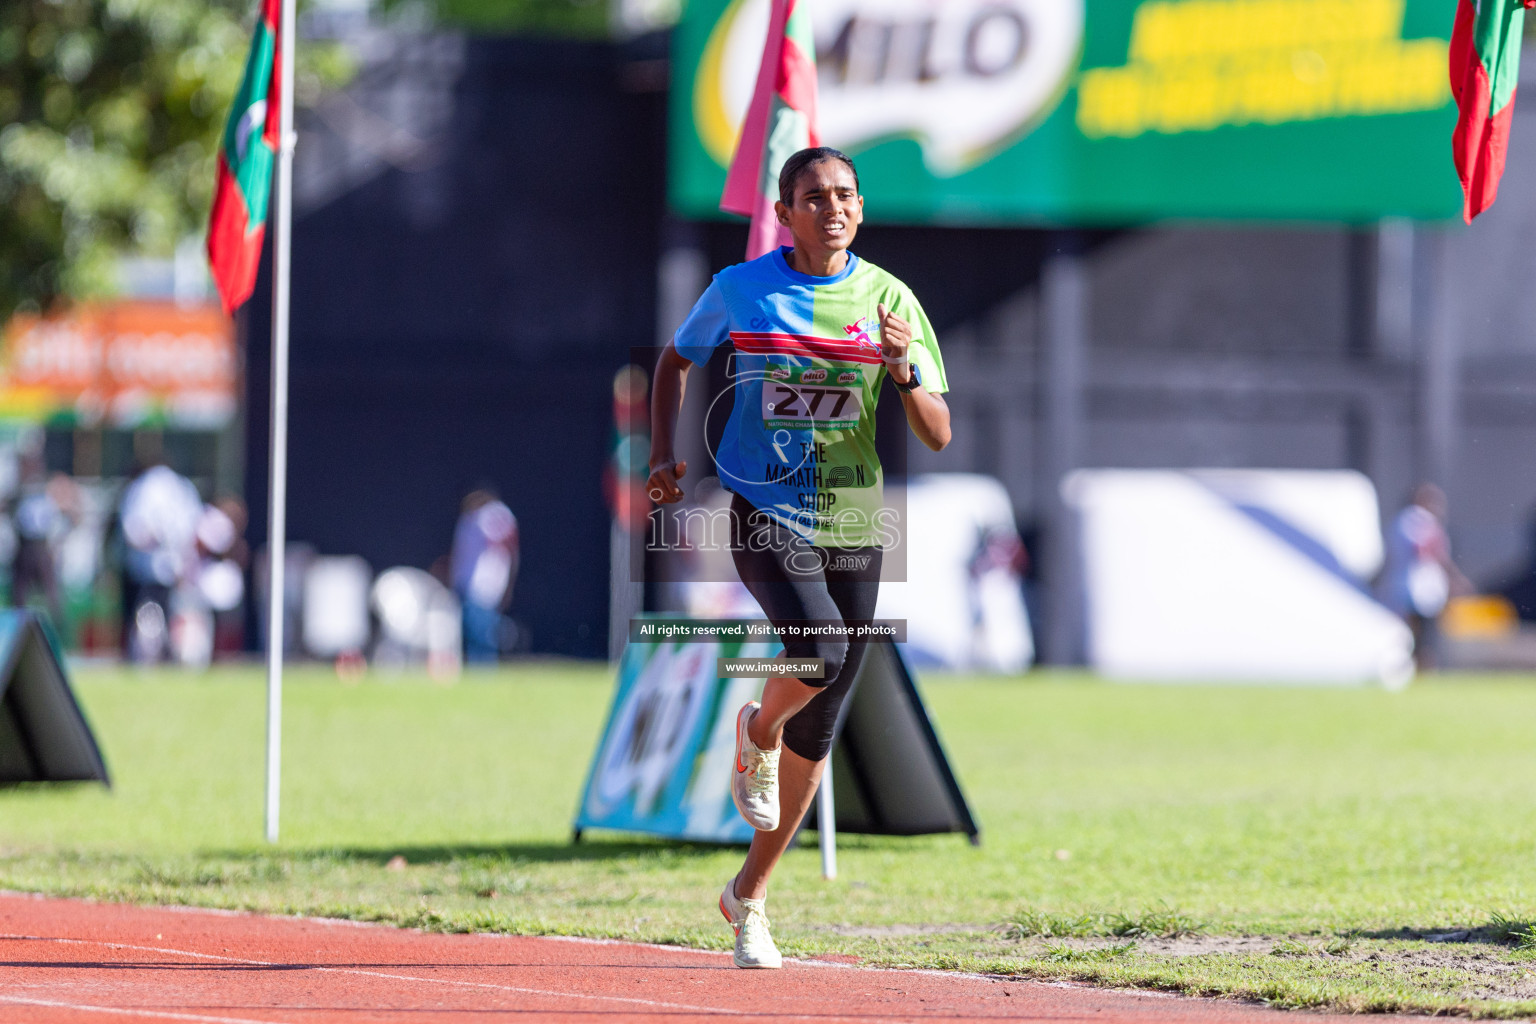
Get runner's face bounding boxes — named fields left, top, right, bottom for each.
left=776, top=161, right=863, bottom=256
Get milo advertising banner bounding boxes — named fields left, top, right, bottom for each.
left=671, top=0, right=1464, bottom=222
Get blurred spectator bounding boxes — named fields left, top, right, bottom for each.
left=10, top=451, right=78, bottom=628
left=189, top=495, right=248, bottom=663
left=449, top=489, right=518, bottom=663
left=1382, top=483, right=1473, bottom=670
left=118, top=463, right=203, bottom=663
left=969, top=520, right=1032, bottom=672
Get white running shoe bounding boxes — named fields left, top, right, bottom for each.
left=719, top=879, right=782, bottom=969
left=731, top=701, right=780, bottom=831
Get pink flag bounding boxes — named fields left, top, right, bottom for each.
left=719, top=0, right=819, bottom=260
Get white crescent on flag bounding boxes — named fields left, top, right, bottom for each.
left=234, top=99, right=268, bottom=163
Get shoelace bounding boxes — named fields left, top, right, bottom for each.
left=739, top=904, right=773, bottom=946
left=747, top=751, right=778, bottom=796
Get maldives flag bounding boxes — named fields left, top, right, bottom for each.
left=207, top=0, right=282, bottom=314
left=1450, top=0, right=1535, bottom=222
left=719, top=0, right=819, bottom=260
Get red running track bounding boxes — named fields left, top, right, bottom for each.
left=0, top=892, right=1419, bottom=1023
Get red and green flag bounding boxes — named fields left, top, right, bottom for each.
left=207, top=0, right=283, bottom=314
left=1450, top=0, right=1535, bottom=222
left=719, top=0, right=819, bottom=260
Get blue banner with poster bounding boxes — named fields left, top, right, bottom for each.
left=575, top=623, right=981, bottom=845
left=573, top=628, right=777, bottom=843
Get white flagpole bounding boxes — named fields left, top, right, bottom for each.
left=818, top=758, right=836, bottom=879
left=265, top=0, right=298, bottom=844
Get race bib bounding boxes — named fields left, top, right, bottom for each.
left=762, top=365, right=864, bottom=429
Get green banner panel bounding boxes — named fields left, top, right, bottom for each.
left=670, top=0, right=1464, bottom=224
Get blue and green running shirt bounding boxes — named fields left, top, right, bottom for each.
left=674, top=247, right=948, bottom=547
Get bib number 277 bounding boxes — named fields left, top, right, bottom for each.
left=764, top=384, right=858, bottom=424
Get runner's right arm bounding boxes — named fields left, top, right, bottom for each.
left=649, top=278, right=732, bottom=505
left=648, top=341, right=692, bottom=504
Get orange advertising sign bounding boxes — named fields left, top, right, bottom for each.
left=0, top=302, right=237, bottom=428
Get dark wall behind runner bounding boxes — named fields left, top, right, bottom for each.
left=244, top=36, right=667, bottom=658
left=242, top=31, right=1371, bottom=662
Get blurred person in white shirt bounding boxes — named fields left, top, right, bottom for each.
left=119, top=463, right=203, bottom=663
left=450, top=488, right=518, bottom=663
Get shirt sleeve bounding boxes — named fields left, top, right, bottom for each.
left=673, top=278, right=731, bottom=367
left=888, top=285, right=948, bottom=395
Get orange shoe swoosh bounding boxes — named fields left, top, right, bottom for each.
left=735, top=713, right=749, bottom=773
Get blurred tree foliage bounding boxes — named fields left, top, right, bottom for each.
left=0, top=0, right=351, bottom=322
left=383, top=0, right=608, bottom=38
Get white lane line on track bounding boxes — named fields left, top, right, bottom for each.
left=0, top=934, right=747, bottom=1017
left=0, top=933, right=1032, bottom=1024
left=0, top=891, right=736, bottom=960
left=0, top=993, right=294, bottom=1024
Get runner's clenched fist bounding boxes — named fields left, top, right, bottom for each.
left=647, top=459, right=687, bottom=505
left=877, top=302, right=913, bottom=384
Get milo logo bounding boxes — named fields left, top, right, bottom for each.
left=695, top=0, right=1084, bottom=174
left=768, top=365, right=791, bottom=380
left=800, top=368, right=828, bottom=383
left=837, top=370, right=860, bottom=385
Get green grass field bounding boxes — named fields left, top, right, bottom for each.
left=5, top=664, right=1536, bottom=1015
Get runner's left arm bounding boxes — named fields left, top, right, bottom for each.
left=878, top=302, right=951, bottom=452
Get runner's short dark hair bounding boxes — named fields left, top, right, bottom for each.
left=778, top=147, right=860, bottom=205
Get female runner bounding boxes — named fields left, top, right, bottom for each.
left=648, top=146, right=951, bottom=968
